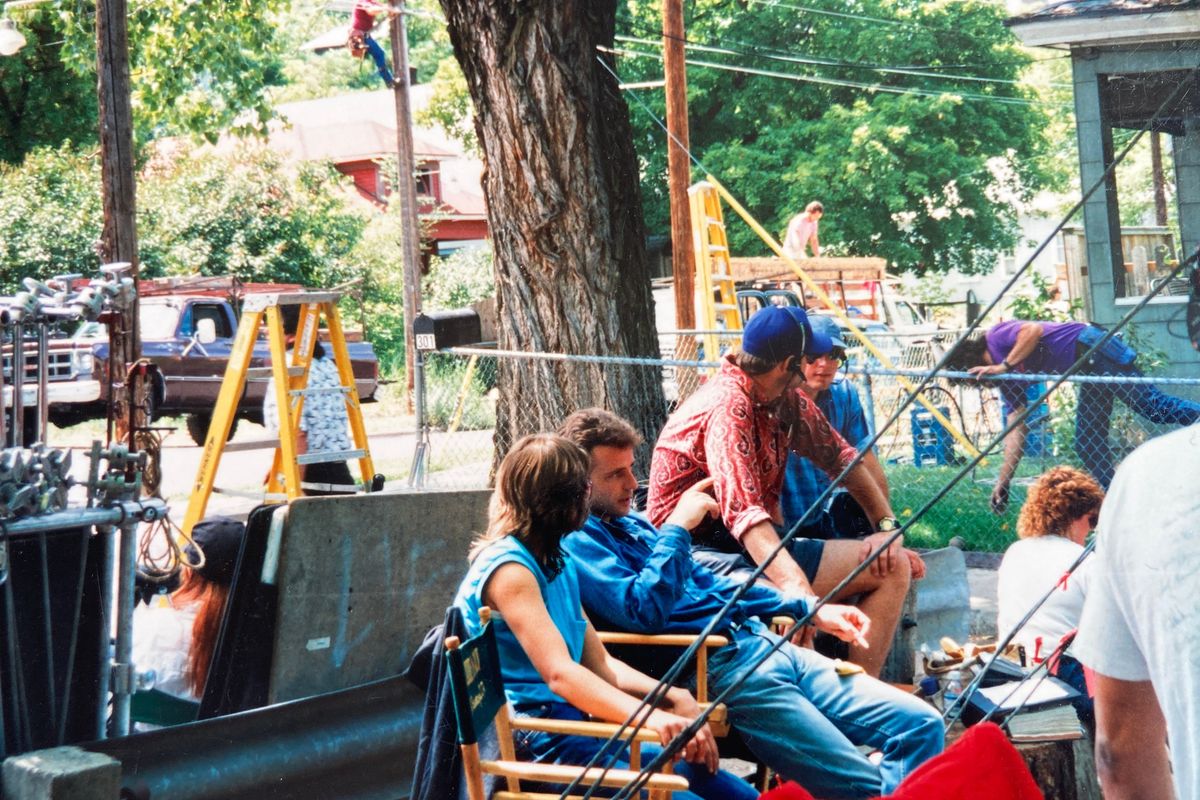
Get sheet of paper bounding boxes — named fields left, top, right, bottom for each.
left=977, top=678, right=1074, bottom=710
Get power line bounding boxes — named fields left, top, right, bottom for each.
left=743, top=0, right=914, bottom=27
left=615, top=33, right=1072, bottom=90
left=603, top=45, right=1070, bottom=109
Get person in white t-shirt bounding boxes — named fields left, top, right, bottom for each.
left=1071, top=273, right=1200, bottom=800
left=783, top=201, right=823, bottom=259
left=996, top=466, right=1103, bottom=727
left=1073, top=422, right=1200, bottom=800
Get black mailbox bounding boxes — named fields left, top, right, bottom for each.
left=413, top=309, right=483, bottom=351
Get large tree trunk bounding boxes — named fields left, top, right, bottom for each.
left=439, top=0, right=666, bottom=472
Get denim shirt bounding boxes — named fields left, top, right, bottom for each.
left=781, top=380, right=872, bottom=530
left=453, top=536, right=586, bottom=707
left=562, top=512, right=811, bottom=636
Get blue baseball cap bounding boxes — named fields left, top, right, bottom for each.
left=807, top=314, right=848, bottom=350
left=741, top=306, right=833, bottom=362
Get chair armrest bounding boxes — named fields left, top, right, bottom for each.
left=509, top=715, right=660, bottom=744
left=482, top=760, right=689, bottom=791
left=597, top=631, right=729, bottom=648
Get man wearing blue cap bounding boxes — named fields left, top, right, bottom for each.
left=647, top=305, right=910, bottom=677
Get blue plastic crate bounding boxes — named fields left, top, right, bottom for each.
left=911, top=406, right=953, bottom=467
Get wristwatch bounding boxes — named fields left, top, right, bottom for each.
left=876, top=516, right=900, bottom=532
left=1001, top=359, right=1014, bottom=371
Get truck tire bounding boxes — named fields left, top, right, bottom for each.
left=186, top=413, right=238, bottom=446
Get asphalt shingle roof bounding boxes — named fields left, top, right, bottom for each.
left=1015, top=0, right=1200, bottom=20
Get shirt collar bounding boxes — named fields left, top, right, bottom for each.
left=720, top=355, right=777, bottom=407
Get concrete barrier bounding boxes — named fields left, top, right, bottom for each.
left=913, top=547, right=971, bottom=651
left=267, top=489, right=490, bottom=702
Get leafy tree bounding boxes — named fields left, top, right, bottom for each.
left=0, top=18, right=96, bottom=164
left=422, top=246, right=494, bottom=310
left=0, top=142, right=368, bottom=291
left=617, top=0, right=1059, bottom=274
left=0, top=145, right=105, bottom=288
left=0, top=1, right=292, bottom=162
left=138, top=143, right=366, bottom=286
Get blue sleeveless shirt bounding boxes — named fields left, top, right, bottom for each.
left=453, top=536, right=586, bottom=706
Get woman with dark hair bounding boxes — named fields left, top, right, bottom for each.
left=453, top=434, right=757, bottom=799
left=996, top=466, right=1104, bottom=726
left=133, top=517, right=244, bottom=702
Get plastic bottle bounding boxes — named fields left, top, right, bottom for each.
left=942, top=669, right=964, bottom=712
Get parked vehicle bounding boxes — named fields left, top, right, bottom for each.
left=44, top=279, right=379, bottom=444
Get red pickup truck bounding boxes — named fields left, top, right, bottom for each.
left=43, top=280, right=379, bottom=444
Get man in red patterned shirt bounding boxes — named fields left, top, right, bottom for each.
left=647, top=306, right=917, bottom=676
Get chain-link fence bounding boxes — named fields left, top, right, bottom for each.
left=410, top=332, right=1200, bottom=553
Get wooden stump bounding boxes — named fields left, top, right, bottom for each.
left=1016, top=738, right=1101, bottom=800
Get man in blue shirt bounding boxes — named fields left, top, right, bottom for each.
left=781, top=316, right=895, bottom=542
left=558, top=408, right=943, bottom=799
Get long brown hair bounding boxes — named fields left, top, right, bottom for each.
left=173, top=568, right=231, bottom=698
left=469, top=434, right=591, bottom=578
left=1017, top=466, right=1104, bottom=540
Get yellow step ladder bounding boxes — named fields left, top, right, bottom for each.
left=689, top=181, right=742, bottom=365
left=181, top=291, right=376, bottom=536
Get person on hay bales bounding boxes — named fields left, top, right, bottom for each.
left=348, top=0, right=399, bottom=89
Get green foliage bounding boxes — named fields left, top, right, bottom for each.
left=617, top=0, right=1058, bottom=274
left=423, top=355, right=496, bottom=431
left=137, top=143, right=365, bottom=286
left=0, top=141, right=369, bottom=291
left=1, top=1, right=291, bottom=161
left=1007, top=271, right=1080, bottom=322
left=68, top=1, right=290, bottom=143
left=417, top=57, right=477, bottom=153
left=0, top=145, right=105, bottom=289
left=422, top=247, right=494, bottom=310
left=344, top=194, right=421, bottom=376
left=0, top=16, right=96, bottom=165
left=275, top=0, right=453, bottom=103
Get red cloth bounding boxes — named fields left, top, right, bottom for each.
left=647, top=355, right=856, bottom=541
left=759, top=723, right=1042, bottom=800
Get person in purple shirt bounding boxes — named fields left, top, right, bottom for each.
left=946, top=319, right=1200, bottom=510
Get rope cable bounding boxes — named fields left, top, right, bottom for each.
left=564, top=52, right=1200, bottom=799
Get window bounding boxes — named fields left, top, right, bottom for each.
left=415, top=163, right=438, bottom=200
left=1101, top=69, right=1193, bottom=300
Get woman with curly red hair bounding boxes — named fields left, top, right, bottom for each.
left=996, top=466, right=1104, bottom=727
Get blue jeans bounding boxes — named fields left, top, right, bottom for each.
left=703, top=626, right=943, bottom=799
left=514, top=702, right=757, bottom=800
left=1052, top=654, right=1095, bottom=729
left=1074, top=349, right=1200, bottom=487
left=363, top=34, right=394, bottom=86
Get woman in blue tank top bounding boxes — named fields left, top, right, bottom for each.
left=453, top=434, right=756, bottom=799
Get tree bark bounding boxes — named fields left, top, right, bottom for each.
left=438, top=0, right=665, bottom=472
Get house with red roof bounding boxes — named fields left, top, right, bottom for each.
left=269, top=86, right=488, bottom=259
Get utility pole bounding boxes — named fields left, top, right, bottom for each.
left=388, top=2, right=426, bottom=463
left=96, top=0, right=138, bottom=357
left=96, top=0, right=141, bottom=446
left=663, top=0, right=695, bottom=335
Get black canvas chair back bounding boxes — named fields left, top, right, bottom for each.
left=198, top=504, right=279, bottom=718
